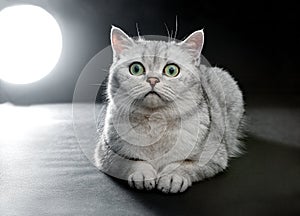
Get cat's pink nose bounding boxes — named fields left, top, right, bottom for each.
left=147, top=77, right=160, bottom=88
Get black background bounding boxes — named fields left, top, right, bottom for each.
left=1, top=0, right=299, bottom=104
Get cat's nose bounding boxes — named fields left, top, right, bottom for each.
left=147, top=77, right=160, bottom=88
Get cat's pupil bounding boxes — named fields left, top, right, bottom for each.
left=134, top=66, right=140, bottom=73
left=169, top=67, right=175, bottom=74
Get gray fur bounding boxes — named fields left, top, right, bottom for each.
left=94, top=26, right=245, bottom=193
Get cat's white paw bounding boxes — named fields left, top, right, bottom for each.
left=156, top=173, right=191, bottom=193
left=128, top=170, right=156, bottom=191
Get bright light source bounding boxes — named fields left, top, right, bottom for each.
left=0, top=5, right=62, bottom=84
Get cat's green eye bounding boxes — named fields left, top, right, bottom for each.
left=163, top=64, right=180, bottom=77
left=129, top=62, right=145, bottom=76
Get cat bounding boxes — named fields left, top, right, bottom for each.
left=94, top=26, right=245, bottom=193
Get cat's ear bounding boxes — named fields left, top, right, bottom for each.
left=179, top=29, right=204, bottom=63
left=111, top=26, right=134, bottom=58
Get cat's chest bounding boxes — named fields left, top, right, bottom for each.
left=123, top=110, right=180, bottom=159
left=129, top=110, right=179, bottom=136
left=107, top=105, right=208, bottom=162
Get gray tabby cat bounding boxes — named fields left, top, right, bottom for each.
left=95, top=26, right=244, bottom=193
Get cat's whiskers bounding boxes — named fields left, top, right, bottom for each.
left=129, top=86, right=148, bottom=98
left=164, top=23, right=171, bottom=42
left=158, top=90, right=173, bottom=101
left=127, top=84, right=142, bottom=93
left=159, top=86, right=176, bottom=101
left=162, top=86, right=175, bottom=95
left=174, top=15, right=178, bottom=40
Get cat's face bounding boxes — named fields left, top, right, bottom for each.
left=108, top=26, right=204, bottom=109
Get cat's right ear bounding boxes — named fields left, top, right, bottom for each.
left=111, top=26, right=134, bottom=59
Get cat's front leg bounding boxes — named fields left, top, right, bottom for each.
left=157, top=158, right=227, bottom=193
left=96, top=141, right=157, bottom=190
left=127, top=161, right=157, bottom=191
left=156, top=162, right=192, bottom=193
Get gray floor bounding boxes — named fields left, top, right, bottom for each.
left=0, top=102, right=299, bottom=216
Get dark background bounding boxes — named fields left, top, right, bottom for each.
left=1, top=0, right=299, bottom=105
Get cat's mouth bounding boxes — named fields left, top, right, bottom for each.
left=144, top=91, right=161, bottom=98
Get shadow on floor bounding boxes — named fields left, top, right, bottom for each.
left=109, top=134, right=300, bottom=216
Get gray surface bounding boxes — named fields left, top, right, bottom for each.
left=0, top=103, right=300, bottom=216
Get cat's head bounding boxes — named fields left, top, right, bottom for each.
left=108, top=26, right=204, bottom=109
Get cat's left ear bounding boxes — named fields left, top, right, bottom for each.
left=111, top=26, right=134, bottom=59
left=179, top=29, right=204, bottom=63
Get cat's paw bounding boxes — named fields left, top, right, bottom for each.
left=156, top=173, right=191, bottom=193
left=128, top=170, right=157, bottom=191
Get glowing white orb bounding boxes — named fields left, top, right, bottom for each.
left=0, top=5, right=62, bottom=84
